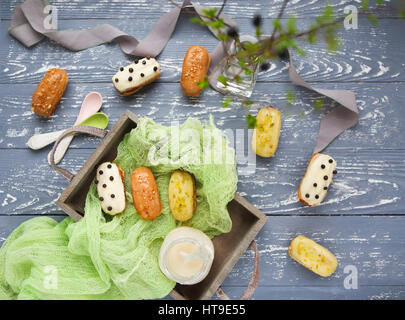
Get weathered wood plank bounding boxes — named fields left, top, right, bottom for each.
left=0, top=82, right=403, bottom=150
left=0, top=0, right=400, bottom=20
left=215, top=286, right=405, bottom=300
left=222, top=216, right=405, bottom=289
left=0, top=146, right=404, bottom=216
left=1, top=215, right=405, bottom=300
left=1, top=17, right=403, bottom=84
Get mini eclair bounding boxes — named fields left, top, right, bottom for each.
left=180, top=46, right=210, bottom=97
left=112, top=57, right=161, bottom=96
left=96, top=162, right=126, bottom=215
left=298, top=153, right=337, bottom=206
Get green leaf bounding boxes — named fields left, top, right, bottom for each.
left=376, top=0, right=383, bottom=5
left=368, top=14, right=379, bottom=26
left=208, top=19, right=226, bottom=30
left=361, top=0, right=369, bottom=10
left=244, top=68, right=253, bottom=76
left=314, top=98, right=324, bottom=110
left=287, top=16, right=297, bottom=35
left=287, top=89, right=295, bottom=105
left=296, top=48, right=307, bottom=56
left=189, top=17, right=206, bottom=26
left=308, top=30, right=317, bottom=44
left=222, top=96, right=232, bottom=108
left=246, top=114, right=257, bottom=129
left=235, top=75, right=242, bottom=83
left=273, top=18, right=282, bottom=31
left=217, top=74, right=228, bottom=86
left=217, top=33, right=230, bottom=41
left=255, top=27, right=262, bottom=37
left=197, top=77, right=210, bottom=90
left=202, top=8, right=218, bottom=18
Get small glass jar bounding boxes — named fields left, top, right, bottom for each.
left=216, top=35, right=259, bottom=98
left=159, top=227, right=214, bottom=285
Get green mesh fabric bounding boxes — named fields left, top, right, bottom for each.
left=0, top=117, right=237, bottom=300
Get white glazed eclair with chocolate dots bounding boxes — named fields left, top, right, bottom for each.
left=112, top=57, right=161, bottom=96
left=95, top=162, right=126, bottom=215
left=298, top=153, right=337, bottom=206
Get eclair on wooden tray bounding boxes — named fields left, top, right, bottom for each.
left=96, top=162, right=126, bottom=215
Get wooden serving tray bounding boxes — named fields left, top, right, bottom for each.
left=56, top=110, right=267, bottom=300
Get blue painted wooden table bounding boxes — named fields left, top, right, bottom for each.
left=0, top=0, right=404, bottom=300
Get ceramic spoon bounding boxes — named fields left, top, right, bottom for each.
left=27, top=92, right=103, bottom=151
left=27, top=112, right=109, bottom=151
left=47, top=92, right=103, bottom=165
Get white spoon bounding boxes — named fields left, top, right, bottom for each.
left=27, top=93, right=103, bottom=154
left=47, top=92, right=103, bottom=164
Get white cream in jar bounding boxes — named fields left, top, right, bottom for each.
left=159, top=227, right=214, bottom=285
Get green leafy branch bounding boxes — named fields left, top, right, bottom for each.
left=170, top=0, right=398, bottom=128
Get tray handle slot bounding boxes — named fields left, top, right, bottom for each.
left=49, top=125, right=108, bottom=181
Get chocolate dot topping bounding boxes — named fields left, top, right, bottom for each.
left=111, top=194, right=115, bottom=198
left=95, top=180, right=98, bottom=185
left=142, top=60, right=146, bottom=65
left=333, top=170, right=337, bottom=175
left=329, top=159, right=333, bottom=163
left=107, top=206, right=112, bottom=211
left=120, top=67, right=124, bottom=71
left=110, top=176, right=114, bottom=181
left=103, top=184, right=107, bottom=188
left=313, top=183, right=317, bottom=187
left=140, top=73, right=144, bottom=77
left=99, top=170, right=103, bottom=175
left=305, top=194, right=310, bottom=198
left=315, top=195, right=319, bottom=199
left=115, top=78, right=119, bottom=83
left=129, top=68, right=133, bottom=73
left=321, top=164, right=326, bottom=169
left=323, top=175, right=328, bottom=180
left=107, top=164, right=112, bottom=169
left=128, top=76, right=133, bottom=81
left=99, top=197, right=104, bottom=201
left=324, top=186, right=328, bottom=190
left=135, top=60, right=139, bottom=64
left=153, top=66, right=158, bottom=72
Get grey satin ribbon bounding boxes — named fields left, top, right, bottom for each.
left=9, top=0, right=358, bottom=153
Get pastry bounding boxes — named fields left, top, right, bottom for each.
left=288, top=235, right=338, bottom=277
left=131, top=167, right=162, bottom=220
left=251, top=106, right=282, bottom=157
left=112, top=57, right=161, bottom=96
left=180, top=46, right=211, bottom=97
left=32, top=68, right=68, bottom=117
left=96, top=162, right=126, bottom=215
left=168, top=170, right=196, bottom=222
left=298, top=153, right=337, bottom=206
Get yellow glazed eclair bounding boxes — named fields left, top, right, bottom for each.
left=289, top=235, right=338, bottom=277
left=251, top=106, right=282, bottom=157
left=168, top=170, right=196, bottom=222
